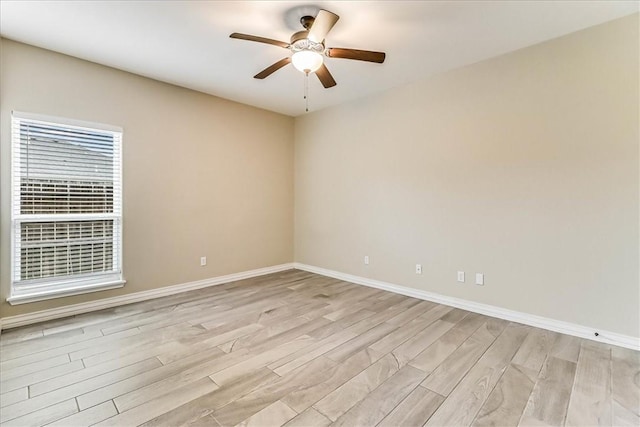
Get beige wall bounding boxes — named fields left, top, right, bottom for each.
left=0, top=39, right=294, bottom=317
left=295, top=15, right=639, bottom=337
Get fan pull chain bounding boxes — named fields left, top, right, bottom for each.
left=304, top=71, right=309, bottom=112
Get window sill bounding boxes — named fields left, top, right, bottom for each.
left=7, top=280, right=126, bottom=305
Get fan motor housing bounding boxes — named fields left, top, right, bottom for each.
left=290, top=29, right=325, bottom=56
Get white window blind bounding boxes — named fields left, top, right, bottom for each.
left=10, top=112, right=123, bottom=303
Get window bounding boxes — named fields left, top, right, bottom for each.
left=9, top=112, right=124, bottom=304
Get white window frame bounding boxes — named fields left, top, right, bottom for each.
left=8, top=111, right=125, bottom=304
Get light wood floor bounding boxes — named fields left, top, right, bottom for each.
left=1, top=270, right=638, bottom=427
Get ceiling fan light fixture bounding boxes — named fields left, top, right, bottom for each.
left=291, top=50, right=323, bottom=73
left=230, top=7, right=384, bottom=90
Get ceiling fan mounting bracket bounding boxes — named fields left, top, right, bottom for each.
left=300, top=16, right=315, bottom=30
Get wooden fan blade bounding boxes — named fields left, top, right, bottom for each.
left=230, top=33, right=289, bottom=49
left=315, top=63, right=337, bottom=88
left=254, top=57, right=291, bottom=79
left=326, top=48, right=386, bottom=63
left=308, top=10, right=339, bottom=43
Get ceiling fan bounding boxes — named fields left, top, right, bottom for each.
left=230, top=9, right=386, bottom=88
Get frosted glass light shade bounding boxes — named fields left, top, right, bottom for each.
left=292, top=50, right=323, bottom=73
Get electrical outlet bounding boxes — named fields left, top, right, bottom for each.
left=457, top=271, right=465, bottom=282
left=476, top=273, right=484, bottom=285
left=200, top=256, right=207, bottom=266
left=364, top=256, right=369, bottom=265
left=415, top=264, right=422, bottom=274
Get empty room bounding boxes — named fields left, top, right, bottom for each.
left=0, top=1, right=638, bottom=426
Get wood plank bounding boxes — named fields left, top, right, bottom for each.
left=236, top=400, right=298, bottom=427
left=281, top=348, right=380, bottom=413
left=0, top=358, right=162, bottom=423
left=113, top=344, right=273, bottom=413
left=98, top=305, right=206, bottom=336
left=186, top=413, right=222, bottom=427
left=77, top=347, right=234, bottom=410
left=4, top=398, right=77, bottom=426
left=94, top=377, right=218, bottom=426
left=321, top=293, right=379, bottom=320
left=611, top=346, right=640, bottom=426
left=566, top=343, right=613, bottom=426
left=0, top=387, right=29, bottom=407
left=1, top=360, right=83, bottom=394
left=30, top=341, right=188, bottom=396
left=76, top=322, right=206, bottom=366
left=210, top=335, right=316, bottom=385
left=211, top=356, right=337, bottom=427
left=312, top=352, right=399, bottom=421
left=260, top=301, right=330, bottom=328
left=47, top=400, right=118, bottom=426
left=425, top=322, right=530, bottom=426
left=512, top=328, right=558, bottom=375
left=377, top=385, right=444, bottom=427
left=268, top=329, right=357, bottom=376
left=282, top=408, right=331, bottom=427
left=472, top=363, right=535, bottom=427
left=409, top=313, right=486, bottom=373
left=369, top=311, right=442, bottom=355
left=331, top=365, right=427, bottom=427
left=0, top=329, right=44, bottom=346
left=344, top=298, right=420, bottom=335
left=0, top=328, right=103, bottom=360
left=139, top=368, right=279, bottom=427
left=195, top=291, right=293, bottom=329
left=330, top=309, right=376, bottom=328
left=155, top=325, right=259, bottom=365
left=519, top=356, right=576, bottom=426
left=237, top=317, right=331, bottom=355
left=86, top=339, right=184, bottom=368
left=231, top=316, right=310, bottom=350
left=439, top=308, right=470, bottom=324
left=392, top=319, right=456, bottom=367
left=1, top=328, right=140, bottom=369
left=325, top=321, right=395, bottom=363
left=38, top=304, right=164, bottom=337
left=549, top=333, right=582, bottom=363
left=378, top=299, right=435, bottom=326
left=157, top=323, right=263, bottom=363
left=0, top=354, right=71, bottom=381
left=422, top=321, right=505, bottom=396
left=219, top=340, right=235, bottom=353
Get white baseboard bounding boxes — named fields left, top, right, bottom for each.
left=3, top=261, right=637, bottom=351
left=294, top=263, right=640, bottom=351
left=0, top=263, right=295, bottom=330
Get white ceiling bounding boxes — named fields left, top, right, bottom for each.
left=1, top=1, right=637, bottom=117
